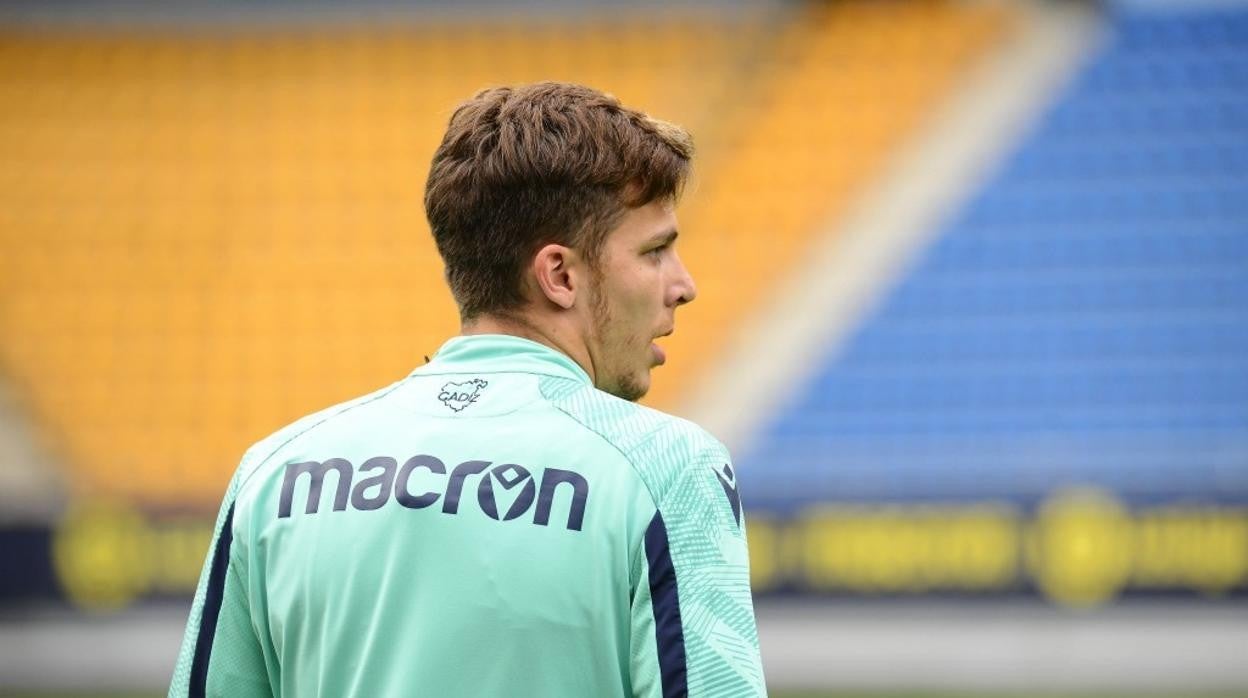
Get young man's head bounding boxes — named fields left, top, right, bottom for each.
left=425, top=82, right=697, bottom=401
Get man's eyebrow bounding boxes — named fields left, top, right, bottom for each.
left=647, top=228, right=679, bottom=246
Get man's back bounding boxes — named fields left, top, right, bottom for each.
left=170, top=335, right=765, bottom=697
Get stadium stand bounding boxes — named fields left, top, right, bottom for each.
left=648, top=0, right=1012, bottom=409
left=0, top=21, right=759, bottom=506
left=0, top=1, right=1012, bottom=508
left=739, top=3, right=1248, bottom=510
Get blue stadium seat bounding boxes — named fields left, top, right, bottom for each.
left=740, top=4, right=1248, bottom=512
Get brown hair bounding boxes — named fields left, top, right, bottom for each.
left=424, top=82, right=694, bottom=321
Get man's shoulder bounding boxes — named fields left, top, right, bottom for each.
left=233, top=380, right=405, bottom=490
left=539, top=378, right=728, bottom=500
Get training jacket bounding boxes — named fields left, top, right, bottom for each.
left=170, top=333, right=766, bottom=697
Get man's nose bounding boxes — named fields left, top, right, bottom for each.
left=672, top=253, right=697, bottom=306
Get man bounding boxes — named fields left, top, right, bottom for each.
left=171, top=82, right=766, bottom=697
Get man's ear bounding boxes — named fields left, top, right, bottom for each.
left=531, top=243, right=580, bottom=310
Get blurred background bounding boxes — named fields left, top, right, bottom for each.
left=1, top=0, right=1245, bottom=695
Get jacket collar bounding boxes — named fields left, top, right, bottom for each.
left=415, top=334, right=592, bottom=385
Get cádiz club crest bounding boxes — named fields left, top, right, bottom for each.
left=438, top=379, right=488, bottom=412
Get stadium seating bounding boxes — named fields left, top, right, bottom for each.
left=0, top=21, right=757, bottom=506
left=647, top=0, right=1012, bottom=408
left=0, top=2, right=1012, bottom=508
left=739, top=5, right=1248, bottom=511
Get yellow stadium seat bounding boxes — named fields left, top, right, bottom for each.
left=0, top=2, right=1013, bottom=509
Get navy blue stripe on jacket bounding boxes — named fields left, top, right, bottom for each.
left=188, top=502, right=236, bottom=698
left=645, top=511, right=688, bottom=697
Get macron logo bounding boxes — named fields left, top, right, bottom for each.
left=438, top=379, right=488, bottom=412
left=714, top=463, right=742, bottom=529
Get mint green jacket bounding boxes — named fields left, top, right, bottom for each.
left=170, top=334, right=765, bottom=697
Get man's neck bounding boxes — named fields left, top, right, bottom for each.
left=462, top=313, right=596, bottom=384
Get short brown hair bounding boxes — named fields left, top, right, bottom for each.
left=424, top=82, right=694, bottom=321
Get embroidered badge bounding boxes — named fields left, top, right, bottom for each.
left=438, top=379, right=488, bottom=412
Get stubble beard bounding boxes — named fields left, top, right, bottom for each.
left=588, top=275, right=649, bottom=403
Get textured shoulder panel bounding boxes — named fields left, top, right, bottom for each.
left=538, top=376, right=727, bottom=506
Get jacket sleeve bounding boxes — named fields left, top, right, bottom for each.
left=629, top=446, right=767, bottom=697
left=169, top=475, right=274, bottom=697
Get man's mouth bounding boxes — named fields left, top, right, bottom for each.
left=651, top=342, right=667, bottom=366
left=651, top=328, right=673, bottom=366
